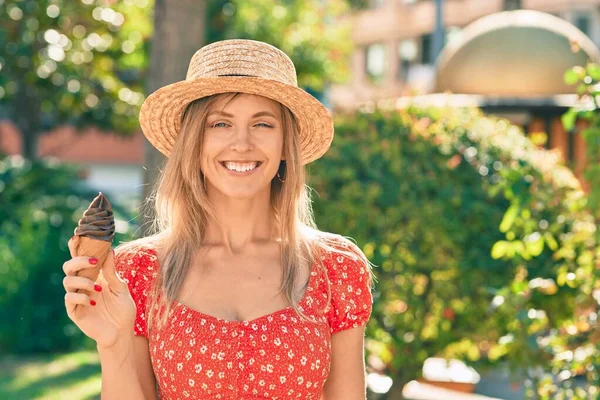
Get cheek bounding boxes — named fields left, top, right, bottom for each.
left=199, top=136, right=219, bottom=167
left=269, top=131, right=285, bottom=157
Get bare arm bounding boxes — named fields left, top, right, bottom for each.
left=63, top=238, right=157, bottom=399
left=322, top=326, right=368, bottom=400
left=98, top=335, right=157, bottom=400
left=132, top=336, right=158, bottom=400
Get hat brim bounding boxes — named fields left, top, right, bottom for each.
left=139, top=77, right=334, bottom=165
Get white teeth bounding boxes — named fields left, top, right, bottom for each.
left=223, top=162, right=259, bottom=172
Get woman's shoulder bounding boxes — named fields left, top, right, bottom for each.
left=312, top=231, right=365, bottom=260
left=311, top=231, right=372, bottom=278
left=312, top=232, right=374, bottom=333
left=113, top=240, right=160, bottom=278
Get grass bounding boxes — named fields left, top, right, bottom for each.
left=0, top=350, right=101, bottom=400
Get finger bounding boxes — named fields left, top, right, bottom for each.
left=102, top=250, right=129, bottom=293
left=63, top=275, right=98, bottom=293
left=68, top=235, right=80, bottom=259
left=65, top=291, right=94, bottom=316
left=62, top=256, right=100, bottom=276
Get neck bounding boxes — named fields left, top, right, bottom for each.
left=204, top=187, right=278, bottom=253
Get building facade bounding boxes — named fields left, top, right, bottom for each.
left=330, top=0, right=600, bottom=190
left=331, top=0, right=600, bottom=108
left=0, top=122, right=145, bottom=208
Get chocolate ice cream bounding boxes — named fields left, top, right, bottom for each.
left=75, top=192, right=115, bottom=242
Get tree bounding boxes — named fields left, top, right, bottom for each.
left=0, top=0, right=151, bottom=160
left=562, top=63, right=600, bottom=224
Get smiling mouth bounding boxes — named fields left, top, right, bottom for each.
left=220, top=161, right=263, bottom=173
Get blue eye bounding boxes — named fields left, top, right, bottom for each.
left=208, top=122, right=273, bottom=129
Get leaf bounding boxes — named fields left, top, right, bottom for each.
left=564, top=67, right=582, bottom=85
left=491, top=240, right=511, bottom=259
left=561, top=110, right=577, bottom=131
left=525, top=235, right=545, bottom=257
left=543, top=232, right=559, bottom=251
left=514, top=241, right=530, bottom=260
left=499, top=204, right=519, bottom=233
left=586, top=63, right=600, bottom=81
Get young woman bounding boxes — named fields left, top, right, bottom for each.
left=62, top=39, right=373, bottom=400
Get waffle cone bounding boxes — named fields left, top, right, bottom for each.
left=75, top=236, right=112, bottom=284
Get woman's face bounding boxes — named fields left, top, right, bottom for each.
left=200, top=94, right=284, bottom=200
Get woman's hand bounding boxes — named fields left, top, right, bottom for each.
left=62, top=236, right=136, bottom=349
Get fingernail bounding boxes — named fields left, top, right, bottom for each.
left=90, top=300, right=96, bottom=306
left=94, top=284, right=102, bottom=292
left=89, top=258, right=98, bottom=265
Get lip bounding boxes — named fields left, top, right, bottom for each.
left=219, top=161, right=263, bottom=175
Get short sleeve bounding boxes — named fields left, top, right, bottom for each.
left=114, top=246, right=159, bottom=338
left=324, top=240, right=373, bottom=335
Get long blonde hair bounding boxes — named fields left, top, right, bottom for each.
left=116, top=92, right=370, bottom=332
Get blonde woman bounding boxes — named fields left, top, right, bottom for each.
left=62, top=39, right=373, bottom=400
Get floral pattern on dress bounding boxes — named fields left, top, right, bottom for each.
left=115, top=239, right=372, bottom=399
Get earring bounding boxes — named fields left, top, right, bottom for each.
left=276, top=170, right=285, bottom=183
left=277, top=161, right=286, bottom=183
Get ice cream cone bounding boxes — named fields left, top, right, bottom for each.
left=76, top=236, right=112, bottom=283
left=73, top=192, right=115, bottom=293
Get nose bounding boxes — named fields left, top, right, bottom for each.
left=229, top=126, right=254, bottom=153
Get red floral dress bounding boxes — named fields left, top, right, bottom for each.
left=115, top=240, right=373, bottom=400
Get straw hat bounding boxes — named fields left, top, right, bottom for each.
left=139, top=39, right=334, bottom=165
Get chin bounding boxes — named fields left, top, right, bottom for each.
left=223, top=190, right=260, bottom=199
left=213, top=184, right=271, bottom=200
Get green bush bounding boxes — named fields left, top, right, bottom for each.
left=310, top=106, right=598, bottom=398
left=0, top=155, right=137, bottom=354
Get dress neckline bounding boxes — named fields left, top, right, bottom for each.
left=148, top=247, right=319, bottom=325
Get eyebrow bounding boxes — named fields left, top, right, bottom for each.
left=207, top=110, right=278, bottom=119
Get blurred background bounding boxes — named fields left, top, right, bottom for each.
left=1, top=0, right=599, bottom=399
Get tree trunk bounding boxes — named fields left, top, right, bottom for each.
left=141, top=0, right=206, bottom=236
left=21, top=128, right=39, bottom=161
left=14, top=78, right=41, bottom=160
left=383, top=385, right=405, bottom=400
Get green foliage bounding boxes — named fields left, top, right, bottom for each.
left=207, top=0, right=353, bottom=94
left=563, top=63, right=600, bottom=221
left=0, top=0, right=151, bottom=143
left=310, top=107, right=599, bottom=396
left=0, top=155, right=137, bottom=354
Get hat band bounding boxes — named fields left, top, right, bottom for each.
left=217, top=74, right=255, bottom=77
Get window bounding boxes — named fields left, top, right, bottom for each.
left=503, top=0, right=522, bottom=11
left=365, top=43, right=387, bottom=83
left=421, top=33, right=432, bottom=64
left=574, top=15, right=591, bottom=36
left=398, top=39, right=418, bottom=80
left=399, top=39, right=418, bottom=62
